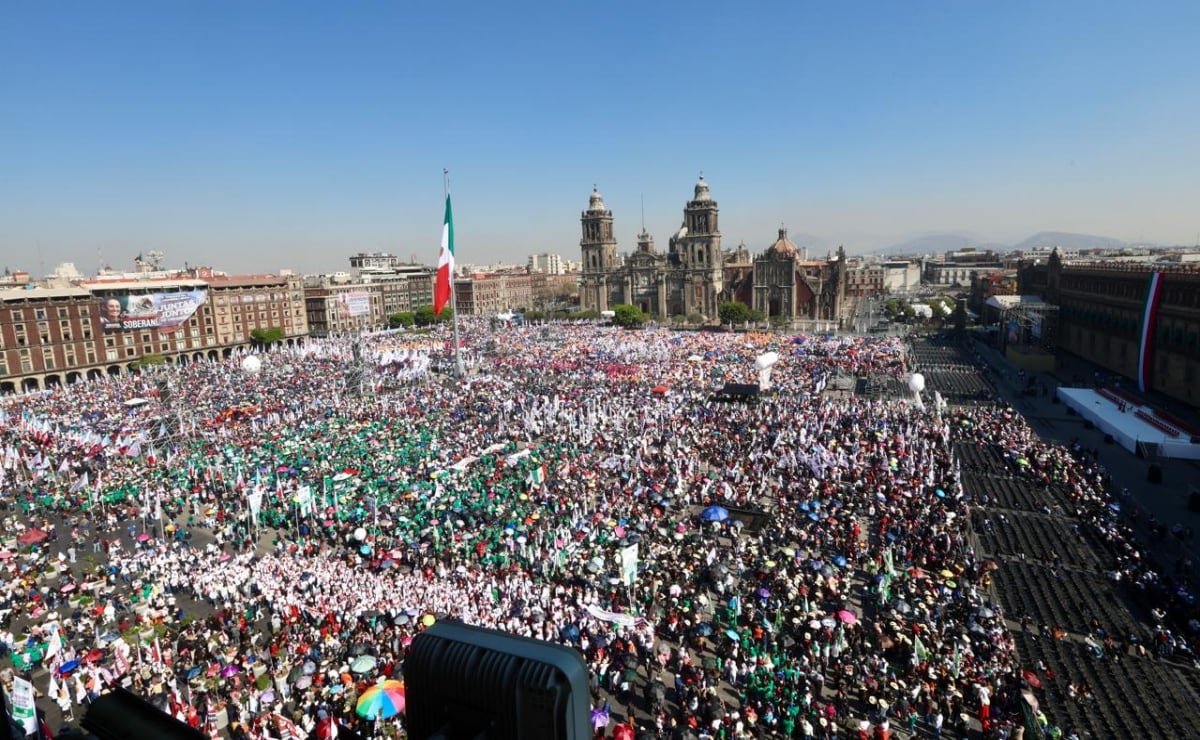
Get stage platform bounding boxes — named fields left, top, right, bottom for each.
left=1056, top=387, right=1200, bottom=460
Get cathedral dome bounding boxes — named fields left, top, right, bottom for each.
left=768, top=227, right=800, bottom=257
left=693, top=175, right=711, bottom=201
left=588, top=187, right=606, bottom=211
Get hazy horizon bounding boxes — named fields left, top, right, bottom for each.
left=3, top=1, right=1198, bottom=276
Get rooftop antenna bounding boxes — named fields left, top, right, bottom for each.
left=640, top=193, right=645, bottom=232
left=37, top=240, right=44, bottom=280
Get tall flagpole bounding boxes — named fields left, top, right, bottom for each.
left=444, top=169, right=465, bottom=378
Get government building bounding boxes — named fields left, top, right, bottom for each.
left=1020, top=251, right=1200, bottom=408
left=1, top=270, right=308, bottom=394
left=579, top=177, right=847, bottom=325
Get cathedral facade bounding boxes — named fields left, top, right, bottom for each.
left=579, top=177, right=847, bottom=325
left=752, top=228, right=848, bottom=323
left=579, top=177, right=724, bottom=318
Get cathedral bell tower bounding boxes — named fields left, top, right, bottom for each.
left=580, top=187, right=618, bottom=311
left=675, top=174, right=723, bottom=318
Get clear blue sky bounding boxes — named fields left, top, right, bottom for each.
left=2, top=0, right=1198, bottom=275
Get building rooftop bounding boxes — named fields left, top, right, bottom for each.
left=206, top=274, right=293, bottom=287
left=766, top=227, right=801, bottom=258
left=77, top=278, right=209, bottom=291
left=0, top=285, right=94, bottom=302
left=985, top=294, right=1046, bottom=310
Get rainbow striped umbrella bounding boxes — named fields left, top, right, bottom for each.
left=356, top=680, right=405, bottom=720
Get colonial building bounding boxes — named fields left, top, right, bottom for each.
left=453, top=273, right=535, bottom=316
left=1, top=272, right=309, bottom=394
left=752, top=228, right=848, bottom=323
left=349, top=260, right=435, bottom=318
left=303, top=281, right=385, bottom=337
left=845, top=263, right=884, bottom=299
left=1020, top=251, right=1200, bottom=407
left=721, top=243, right=755, bottom=307
left=206, top=273, right=308, bottom=347
left=0, top=286, right=101, bottom=392
left=923, top=249, right=1004, bottom=287
left=579, top=178, right=725, bottom=319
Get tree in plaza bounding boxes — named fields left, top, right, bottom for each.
left=883, top=298, right=913, bottom=321
left=130, top=352, right=167, bottom=371
left=926, top=296, right=953, bottom=318
left=414, top=305, right=453, bottom=327
left=718, top=301, right=765, bottom=327
left=611, top=304, right=645, bottom=328
left=388, top=311, right=416, bottom=329
left=250, top=327, right=285, bottom=347
left=719, top=301, right=750, bottom=326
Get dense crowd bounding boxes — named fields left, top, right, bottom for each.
left=0, top=322, right=1189, bottom=739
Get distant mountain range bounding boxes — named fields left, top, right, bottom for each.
left=1010, top=231, right=1128, bottom=252
left=864, top=230, right=1132, bottom=257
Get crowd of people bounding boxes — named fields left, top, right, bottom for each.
left=0, top=321, right=1191, bottom=739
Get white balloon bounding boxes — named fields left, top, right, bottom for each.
left=241, top=355, right=263, bottom=374
left=354, top=527, right=367, bottom=541
left=908, top=373, right=925, bottom=393
left=754, top=351, right=780, bottom=370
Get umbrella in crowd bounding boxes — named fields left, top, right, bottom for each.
left=356, top=680, right=406, bottom=720
left=590, top=705, right=610, bottom=731
left=17, top=528, right=49, bottom=546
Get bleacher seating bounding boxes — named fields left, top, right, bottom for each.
left=1135, top=409, right=1180, bottom=437
left=1095, top=387, right=1127, bottom=407
left=1153, top=408, right=1200, bottom=437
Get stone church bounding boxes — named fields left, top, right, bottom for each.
left=578, top=177, right=847, bottom=325
left=752, top=228, right=848, bottom=323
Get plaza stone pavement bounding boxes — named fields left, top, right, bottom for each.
left=968, top=337, right=1200, bottom=571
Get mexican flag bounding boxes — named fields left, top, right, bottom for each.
left=434, top=192, right=455, bottom=315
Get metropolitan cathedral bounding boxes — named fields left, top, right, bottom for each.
left=578, top=177, right=847, bottom=324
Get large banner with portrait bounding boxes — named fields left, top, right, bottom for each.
left=99, top=290, right=208, bottom=332
left=336, top=291, right=371, bottom=319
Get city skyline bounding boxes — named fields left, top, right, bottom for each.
left=3, top=1, right=1199, bottom=275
